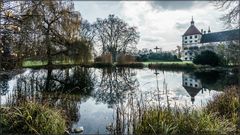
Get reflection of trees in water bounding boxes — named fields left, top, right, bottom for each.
left=194, top=71, right=239, bottom=90
left=94, top=67, right=139, bottom=107
left=0, top=75, right=9, bottom=95
left=5, top=67, right=95, bottom=125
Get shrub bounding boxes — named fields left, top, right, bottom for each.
left=193, top=50, right=221, bottom=67
left=117, top=54, right=135, bottom=64
left=205, top=86, right=240, bottom=125
left=0, top=102, right=66, bottom=134
left=94, top=53, right=112, bottom=64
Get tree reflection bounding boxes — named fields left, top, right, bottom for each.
left=94, top=67, right=139, bottom=108
left=0, top=74, right=10, bottom=96
left=5, top=67, right=95, bottom=125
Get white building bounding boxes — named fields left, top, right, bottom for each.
left=181, top=17, right=240, bottom=61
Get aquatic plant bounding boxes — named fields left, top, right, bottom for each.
left=135, top=108, right=236, bottom=135
left=205, top=86, right=240, bottom=125
left=0, top=102, right=66, bottom=135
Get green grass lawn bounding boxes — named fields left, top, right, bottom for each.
left=22, top=60, right=77, bottom=67
left=22, top=59, right=193, bottom=68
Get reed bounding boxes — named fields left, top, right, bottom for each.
left=0, top=102, right=67, bottom=135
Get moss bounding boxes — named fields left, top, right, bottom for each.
left=0, top=102, right=66, bottom=134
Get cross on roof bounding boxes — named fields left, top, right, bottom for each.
left=154, top=46, right=160, bottom=53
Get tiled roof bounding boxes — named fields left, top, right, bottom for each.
left=183, top=25, right=202, bottom=36
left=201, top=29, right=240, bottom=43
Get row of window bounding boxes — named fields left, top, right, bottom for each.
left=184, top=35, right=198, bottom=39
left=184, top=82, right=198, bottom=87
left=184, top=40, right=198, bottom=44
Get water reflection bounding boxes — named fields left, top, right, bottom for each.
left=94, top=67, right=139, bottom=107
left=0, top=74, right=9, bottom=95
left=0, top=67, right=239, bottom=134
left=3, top=67, right=95, bottom=126
left=182, top=71, right=238, bottom=104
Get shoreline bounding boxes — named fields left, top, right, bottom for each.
left=20, top=62, right=239, bottom=72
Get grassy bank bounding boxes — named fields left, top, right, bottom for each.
left=22, top=59, right=146, bottom=69
left=148, top=63, right=197, bottom=70
left=0, top=102, right=67, bottom=134
left=134, top=86, right=240, bottom=134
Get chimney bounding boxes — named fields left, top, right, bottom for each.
left=201, top=29, right=203, bottom=33
left=204, top=31, right=206, bottom=34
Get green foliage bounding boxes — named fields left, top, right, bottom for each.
left=67, top=40, right=93, bottom=64
left=135, top=86, right=240, bottom=134
left=0, top=102, right=66, bottom=134
left=135, top=108, right=236, bottom=135
left=205, top=86, right=240, bottom=125
left=193, top=51, right=221, bottom=67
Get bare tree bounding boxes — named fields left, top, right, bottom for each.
left=213, top=0, right=240, bottom=28
left=93, top=14, right=140, bottom=62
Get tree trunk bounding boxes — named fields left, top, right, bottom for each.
left=46, top=29, right=52, bottom=66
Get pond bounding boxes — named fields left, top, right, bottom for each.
left=0, top=67, right=238, bottom=134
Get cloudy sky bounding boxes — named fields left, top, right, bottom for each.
left=74, top=1, right=227, bottom=51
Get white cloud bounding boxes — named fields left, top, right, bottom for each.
left=74, top=1, right=225, bottom=51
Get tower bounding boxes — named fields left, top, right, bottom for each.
left=181, top=17, right=202, bottom=61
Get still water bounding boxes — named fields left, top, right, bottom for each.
left=0, top=67, right=238, bottom=134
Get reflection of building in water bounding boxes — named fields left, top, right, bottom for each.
left=182, top=73, right=202, bottom=104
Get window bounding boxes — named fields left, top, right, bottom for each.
left=185, top=52, right=187, bottom=55
left=190, top=36, right=192, bottom=39
left=190, top=41, right=192, bottom=43
left=185, top=82, right=187, bottom=85
left=195, top=35, right=197, bottom=38
left=189, top=52, right=192, bottom=55
left=185, top=58, right=187, bottom=60
left=195, top=84, right=198, bottom=87
left=195, top=40, right=197, bottom=42
left=190, top=83, right=193, bottom=86
left=184, top=41, right=187, bottom=44
left=185, top=36, right=187, bottom=39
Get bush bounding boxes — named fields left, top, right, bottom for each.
left=117, top=54, right=135, bottom=64
left=193, top=50, right=221, bottom=67
left=0, top=102, right=66, bottom=134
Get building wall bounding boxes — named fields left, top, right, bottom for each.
left=182, top=34, right=202, bottom=45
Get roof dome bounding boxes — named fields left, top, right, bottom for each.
left=183, top=17, right=202, bottom=36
